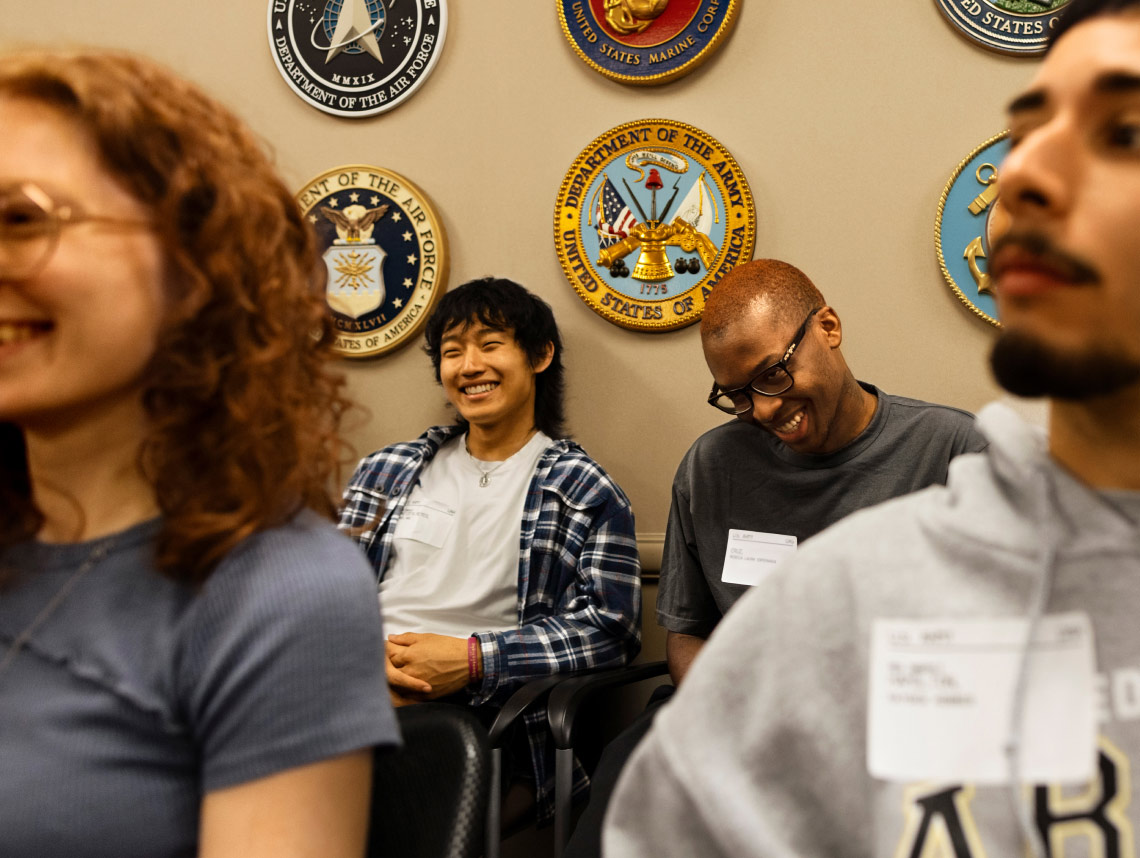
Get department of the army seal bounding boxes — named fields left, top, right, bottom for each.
left=297, top=165, right=448, bottom=357
left=935, top=132, right=1010, bottom=328
left=268, top=0, right=447, bottom=117
left=555, top=119, right=756, bottom=331
left=935, top=0, right=1070, bottom=56
left=558, top=0, right=739, bottom=85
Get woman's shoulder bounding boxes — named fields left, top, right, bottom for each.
left=190, top=511, right=379, bottom=630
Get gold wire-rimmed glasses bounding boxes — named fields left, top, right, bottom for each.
left=0, top=181, right=153, bottom=282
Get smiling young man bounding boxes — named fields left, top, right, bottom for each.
left=339, top=276, right=641, bottom=824
left=604, top=4, right=1140, bottom=856
left=659, top=258, right=985, bottom=685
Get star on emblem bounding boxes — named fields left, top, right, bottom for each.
left=370, top=196, right=380, bottom=206
left=308, top=214, right=318, bottom=223
left=391, top=212, right=402, bottom=222
left=403, top=231, right=413, bottom=241
left=407, top=254, right=417, bottom=264
left=349, top=192, right=360, bottom=202
left=328, top=197, right=339, bottom=208
left=394, top=298, right=404, bottom=308
left=404, top=37, right=411, bottom=46
left=402, top=278, right=413, bottom=287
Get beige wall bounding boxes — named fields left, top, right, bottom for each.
left=2, top=0, right=1030, bottom=544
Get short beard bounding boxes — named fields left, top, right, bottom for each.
left=991, top=331, right=1140, bottom=400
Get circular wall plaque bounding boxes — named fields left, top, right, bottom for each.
left=297, top=164, right=448, bottom=357
left=558, top=0, right=739, bottom=85
left=935, top=132, right=1010, bottom=328
left=934, top=0, right=1070, bottom=56
left=555, top=119, right=756, bottom=331
left=268, top=0, right=447, bottom=117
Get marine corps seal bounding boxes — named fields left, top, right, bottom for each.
left=297, top=165, right=447, bottom=357
left=935, top=0, right=1070, bottom=56
left=555, top=119, right=756, bottom=331
left=935, top=132, right=1010, bottom=328
left=558, top=0, right=739, bottom=85
left=268, top=0, right=447, bottom=117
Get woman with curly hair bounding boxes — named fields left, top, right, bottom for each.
left=0, top=50, right=396, bottom=857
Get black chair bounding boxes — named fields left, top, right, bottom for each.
left=547, top=661, right=670, bottom=856
left=484, top=675, right=566, bottom=858
left=368, top=703, right=491, bottom=858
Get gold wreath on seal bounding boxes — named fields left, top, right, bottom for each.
left=934, top=131, right=1010, bottom=329
left=605, top=0, right=670, bottom=34
left=557, top=0, right=741, bottom=86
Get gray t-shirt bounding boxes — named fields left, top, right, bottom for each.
left=657, top=383, right=986, bottom=636
left=0, top=512, right=398, bottom=858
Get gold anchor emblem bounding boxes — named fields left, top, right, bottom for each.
left=963, top=163, right=998, bottom=297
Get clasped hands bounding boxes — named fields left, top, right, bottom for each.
left=385, top=632, right=482, bottom=708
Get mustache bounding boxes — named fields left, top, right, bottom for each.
left=990, top=232, right=1101, bottom=286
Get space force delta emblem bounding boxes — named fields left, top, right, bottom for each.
left=555, top=119, right=756, bottom=331
left=296, top=165, right=448, bottom=357
left=935, top=0, right=1070, bottom=55
left=268, top=0, right=446, bottom=117
left=559, top=0, right=739, bottom=85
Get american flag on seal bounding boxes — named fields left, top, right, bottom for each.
left=594, top=176, right=638, bottom=247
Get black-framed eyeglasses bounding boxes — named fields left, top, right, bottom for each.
left=707, top=307, right=822, bottom=415
left=0, top=182, right=153, bottom=282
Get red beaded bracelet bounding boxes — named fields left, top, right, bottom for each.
left=467, top=636, right=479, bottom=685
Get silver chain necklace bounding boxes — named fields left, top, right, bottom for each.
left=464, top=440, right=509, bottom=488
left=0, top=537, right=115, bottom=677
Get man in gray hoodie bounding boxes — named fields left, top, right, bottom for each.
left=605, top=0, right=1140, bottom=855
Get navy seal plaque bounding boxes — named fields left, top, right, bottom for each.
left=558, top=0, right=739, bottom=85
left=935, top=0, right=1070, bottom=56
left=554, top=119, right=756, bottom=331
left=297, top=165, right=448, bottom=357
left=935, top=132, right=1010, bottom=328
left=268, top=0, right=447, bottom=117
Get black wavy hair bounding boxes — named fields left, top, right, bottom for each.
left=1049, top=0, right=1140, bottom=46
left=423, top=277, right=567, bottom=438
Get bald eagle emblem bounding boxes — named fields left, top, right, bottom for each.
left=320, top=203, right=389, bottom=319
left=321, top=203, right=389, bottom=243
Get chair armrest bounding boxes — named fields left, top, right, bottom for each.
left=546, top=661, right=669, bottom=749
left=486, top=674, right=567, bottom=746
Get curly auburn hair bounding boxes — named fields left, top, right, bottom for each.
left=0, top=51, right=351, bottom=583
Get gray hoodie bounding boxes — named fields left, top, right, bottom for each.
left=605, top=404, right=1140, bottom=858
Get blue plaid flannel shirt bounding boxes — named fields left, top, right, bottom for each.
left=339, top=425, right=642, bottom=822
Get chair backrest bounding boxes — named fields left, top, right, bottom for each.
left=368, top=702, right=492, bottom=858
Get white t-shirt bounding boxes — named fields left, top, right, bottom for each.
left=379, top=431, right=552, bottom=637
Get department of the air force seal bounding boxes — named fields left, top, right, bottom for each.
left=935, top=0, right=1070, bottom=56
left=268, top=0, right=446, bottom=117
left=297, top=165, right=447, bottom=357
left=935, top=132, right=1010, bottom=328
left=558, top=0, right=739, bottom=85
left=555, top=119, right=755, bottom=331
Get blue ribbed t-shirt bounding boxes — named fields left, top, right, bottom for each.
left=0, top=512, right=398, bottom=858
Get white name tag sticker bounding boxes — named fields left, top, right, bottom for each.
left=720, top=529, right=797, bottom=586
left=393, top=499, right=456, bottom=548
left=868, top=613, right=1097, bottom=784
